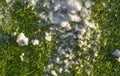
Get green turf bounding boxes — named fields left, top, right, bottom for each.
left=0, top=0, right=120, bottom=76
left=0, top=1, right=54, bottom=76
left=91, top=0, right=120, bottom=76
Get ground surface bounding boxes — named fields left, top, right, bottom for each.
left=0, top=0, right=120, bottom=76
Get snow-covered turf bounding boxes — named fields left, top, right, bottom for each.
left=0, top=0, right=120, bottom=76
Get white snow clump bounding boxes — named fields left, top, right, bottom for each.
left=16, top=33, right=29, bottom=46
left=31, top=39, right=39, bottom=45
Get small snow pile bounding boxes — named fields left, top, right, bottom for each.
left=16, top=33, right=29, bottom=46
left=51, top=70, right=57, bottom=76
left=11, top=32, right=16, bottom=37
left=112, top=49, right=120, bottom=62
left=20, top=53, right=24, bottom=61
left=28, top=0, right=38, bottom=5
left=45, top=32, right=52, bottom=41
left=41, top=0, right=82, bottom=24
left=31, top=39, right=39, bottom=45
left=112, top=49, right=120, bottom=57
left=60, top=21, right=71, bottom=30
left=85, top=0, right=94, bottom=8
left=6, top=0, right=11, bottom=3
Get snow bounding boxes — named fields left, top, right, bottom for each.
left=112, top=49, right=120, bottom=57
left=16, top=33, right=29, bottom=46
left=31, top=39, right=39, bottom=45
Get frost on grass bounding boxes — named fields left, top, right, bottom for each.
left=16, top=33, right=29, bottom=46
